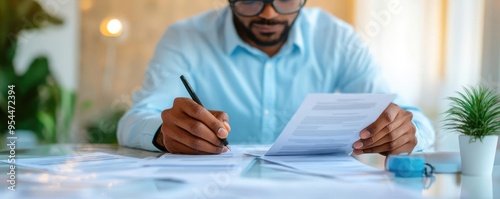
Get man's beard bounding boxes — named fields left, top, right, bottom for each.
left=233, top=13, right=297, bottom=47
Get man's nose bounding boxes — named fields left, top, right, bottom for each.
left=258, top=4, right=279, bottom=19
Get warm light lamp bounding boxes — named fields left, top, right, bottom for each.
left=100, top=18, right=123, bottom=37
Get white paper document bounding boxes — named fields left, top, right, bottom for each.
left=265, top=94, right=396, bottom=156
left=106, top=148, right=256, bottom=183
left=259, top=154, right=390, bottom=181
left=142, top=150, right=249, bottom=169
left=2, top=152, right=141, bottom=172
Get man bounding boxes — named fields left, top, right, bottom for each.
left=118, top=0, right=435, bottom=155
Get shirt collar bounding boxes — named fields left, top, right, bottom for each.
left=223, top=7, right=305, bottom=56
left=223, top=8, right=244, bottom=55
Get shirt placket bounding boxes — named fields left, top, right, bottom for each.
left=261, top=58, right=276, bottom=143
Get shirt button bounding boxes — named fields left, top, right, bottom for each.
left=263, top=109, right=270, bottom=116
left=265, top=63, right=272, bottom=69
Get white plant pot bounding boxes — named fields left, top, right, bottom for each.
left=459, top=135, right=498, bottom=176
left=497, top=136, right=500, bottom=150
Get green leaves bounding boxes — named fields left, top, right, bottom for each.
left=0, top=0, right=70, bottom=144
left=1, top=0, right=63, bottom=65
left=19, top=57, right=50, bottom=95
left=0, top=56, right=64, bottom=144
left=86, top=109, right=126, bottom=144
left=444, top=85, right=500, bottom=143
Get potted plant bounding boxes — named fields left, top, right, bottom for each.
left=0, top=0, right=74, bottom=146
left=444, top=85, right=500, bottom=176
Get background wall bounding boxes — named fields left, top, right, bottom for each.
left=438, top=0, right=485, bottom=151
left=481, top=0, right=500, bottom=149
left=355, top=0, right=487, bottom=151
left=76, top=0, right=355, bottom=142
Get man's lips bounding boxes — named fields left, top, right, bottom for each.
left=253, top=24, right=282, bottom=33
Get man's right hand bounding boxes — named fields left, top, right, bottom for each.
left=157, top=97, right=231, bottom=154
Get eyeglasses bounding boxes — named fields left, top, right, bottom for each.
left=229, top=0, right=307, bottom=17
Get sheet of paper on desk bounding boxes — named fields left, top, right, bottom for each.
left=259, top=154, right=390, bottom=181
left=142, top=151, right=246, bottom=167
left=141, top=148, right=256, bottom=174
left=2, top=152, right=141, bottom=173
left=265, top=93, right=396, bottom=156
left=105, top=149, right=256, bottom=183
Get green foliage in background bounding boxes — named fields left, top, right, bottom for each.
left=85, top=108, right=126, bottom=144
left=0, top=0, right=75, bottom=143
left=444, top=85, right=500, bottom=143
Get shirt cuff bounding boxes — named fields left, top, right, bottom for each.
left=140, top=116, right=163, bottom=151
left=152, top=125, right=169, bottom=152
left=411, top=120, right=432, bottom=153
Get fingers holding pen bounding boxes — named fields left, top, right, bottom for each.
left=160, top=98, right=231, bottom=154
left=209, top=110, right=231, bottom=137
left=175, top=98, right=230, bottom=139
left=170, top=111, right=224, bottom=147
left=165, top=98, right=225, bottom=145
left=164, top=124, right=228, bottom=154
left=161, top=75, right=231, bottom=155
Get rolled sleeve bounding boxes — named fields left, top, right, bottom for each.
left=140, top=117, right=163, bottom=151
left=117, top=111, right=162, bottom=152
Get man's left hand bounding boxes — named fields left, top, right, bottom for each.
left=352, top=103, right=417, bottom=156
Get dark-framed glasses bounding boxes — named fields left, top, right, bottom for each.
left=229, top=0, right=307, bottom=17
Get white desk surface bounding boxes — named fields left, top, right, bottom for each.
left=1, top=144, right=498, bottom=198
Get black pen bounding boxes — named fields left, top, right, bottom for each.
left=180, top=75, right=230, bottom=150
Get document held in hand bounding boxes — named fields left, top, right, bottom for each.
left=265, top=94, right=396, bottom=156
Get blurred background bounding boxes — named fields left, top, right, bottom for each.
left=1, top=0, right=499, bottom=151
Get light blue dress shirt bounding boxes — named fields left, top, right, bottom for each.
left=117, top=7, right=435, bottom=152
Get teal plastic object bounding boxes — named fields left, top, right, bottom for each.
left=387, top=155, right=425, bottom=178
